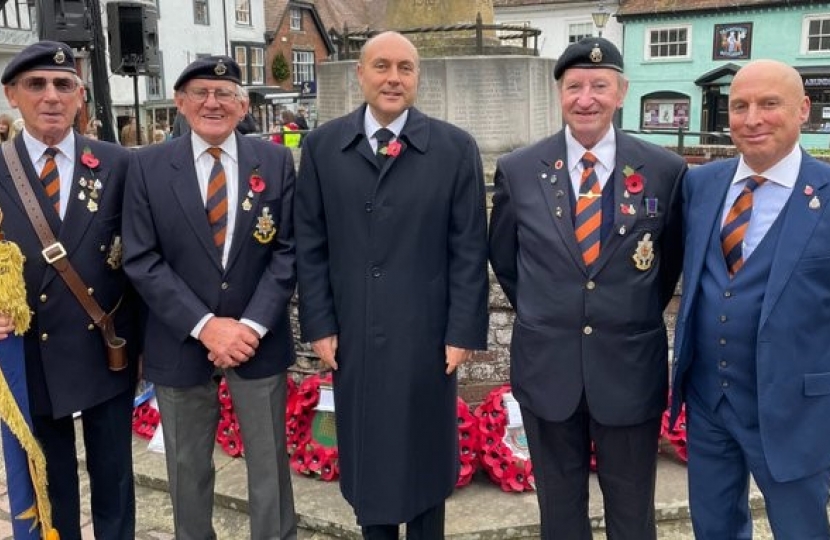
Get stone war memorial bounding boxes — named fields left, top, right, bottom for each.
left=317, top=0, right=561, bottom=155
left=311, top=0, right=561, bottom=403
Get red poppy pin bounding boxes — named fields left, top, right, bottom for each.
left=81, top=146, right=100, bottom=169
left=381, top=140, right=402, bottom=158
left=249, top=170, right=265, bottom=193
left=623, top=166, right=644, bottom=195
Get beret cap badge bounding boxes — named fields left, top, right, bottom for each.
left=214, top=60, right=227, bottom=76
left=54, top=49, right=66, bottom=64
left=590, top=45, right=603, bottom=63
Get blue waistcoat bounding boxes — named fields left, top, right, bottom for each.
left=687, top=211, right=784, bottom=426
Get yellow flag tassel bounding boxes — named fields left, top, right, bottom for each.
left=0, top=210, right=59, bottom=538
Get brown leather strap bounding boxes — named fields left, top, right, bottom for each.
left=1, top=140, right=109, bottom=328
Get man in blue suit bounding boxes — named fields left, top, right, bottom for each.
left=0, top=41, right=139, bottom=539
left=489, top=37, right=685, bottom=540
left=122, top=56, right=297, bottom=539
left=671, top=59, right=830, bottom=538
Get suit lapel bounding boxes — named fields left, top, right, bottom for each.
left=226, top=134, right=260, bottom=272
left=536, top=135, right=584, bottom=269
left=59, top=136, right=97, bottom=252
left=761, top=153, right=829, bottom=327
left=169, top=134, right=223, bottom=270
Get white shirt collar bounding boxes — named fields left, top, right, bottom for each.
left=733, top=144, right=801, bottom=189
left=565, top=125, right=616, bottom=174
left=191, top=132, right=238, bottom=163
left=364, top=108, right=409, bottom=141
left=22, top=128, right=75, bottom=162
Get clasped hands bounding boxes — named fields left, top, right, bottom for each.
left=200, top=316, right=260, bottom=369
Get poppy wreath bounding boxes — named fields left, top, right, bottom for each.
left=475, top=384, right=535, bottom=492
left=131, top=376, right=299, bottom=458
left=286, top=373, right=339, bottom=481
left=660, top=398, right=688, bottom=463
left=456, top=397, right=480, bottom=488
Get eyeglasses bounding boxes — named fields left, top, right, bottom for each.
left=184, top=87, right=239, bottom=104
left=16, top=76, right=79, bottom=94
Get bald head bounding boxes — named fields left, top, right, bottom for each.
left=728, top=59, right=810, bottom=173
left=359, top=31, right=420, bottom=67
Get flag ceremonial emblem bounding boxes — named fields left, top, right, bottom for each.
left=0, top=208, right=59, bottom=540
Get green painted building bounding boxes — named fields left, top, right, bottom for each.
left=616, top=0, right=830, bottom=149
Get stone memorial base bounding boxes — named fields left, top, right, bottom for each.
left=317, top=56, right=560, bottom=154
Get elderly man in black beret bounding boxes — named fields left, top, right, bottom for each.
left=489, top=37, right=687, bottom=539
left=122, top=56, right=298, bottom=539
left=0, top=41, right=140, bottom=539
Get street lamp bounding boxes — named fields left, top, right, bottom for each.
left=592, top=1, right=611, bottom=37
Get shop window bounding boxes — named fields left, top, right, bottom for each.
left=641, top=93, right=690, bottom=130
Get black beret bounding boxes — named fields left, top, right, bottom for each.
left=554, top=37, right=623, bottom=80
left=174, top=55, right=241, bottom=91
left=1, top=41, right=76, bottom=85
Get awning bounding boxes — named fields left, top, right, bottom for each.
left=795, top=65, right=830, bottom=77
left=695, top=63, right=740, bottom=86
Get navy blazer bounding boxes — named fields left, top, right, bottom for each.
left=122, top=132, right=296, bottom=387
left=671, top=150, right=830, bottom=482
left=0, top=133, right=139, bottom=418
left=489, top=128, right=686, bottom=426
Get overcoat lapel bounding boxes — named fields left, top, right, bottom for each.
left=59, top=135, right=99, bottom=254
left=169, top=134, right=223, bottom=271
left=761, top=152, right=829, bottom=327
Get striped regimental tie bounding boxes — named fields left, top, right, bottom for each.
left=41, top=147, right=61, bottom=215
left=721, top=174, right=767, bottom=276
left=575, top=151, right=602, bottom=267
left=206, top=147, right=228, bottom=253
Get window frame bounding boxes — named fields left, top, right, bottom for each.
left=292, top=49, right=315, bottom=87
left=644, top=24, right=692, bottom=60
left=235, top=0, right=251, bottom=25
left=568, top=21, right=594, bottom=44
left=290, top=7, right=302, bottom=31
left=194, top=0, right=209, bottom=25
left=234, top=45, right=248, bottom=83
left=803, top=14, right=830, bottom=54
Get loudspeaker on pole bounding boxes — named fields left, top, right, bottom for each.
left=106, top=1, right=160, bottom=76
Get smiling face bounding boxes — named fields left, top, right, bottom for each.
left=558, top=67, right=627, bottom=149
left=4, top=69, right=84, bottom=146
left=357, top=32, right=420, bottom=126
left=728, top=60, right=810, bottom=173
left=174, top=79, right=247, bottom=145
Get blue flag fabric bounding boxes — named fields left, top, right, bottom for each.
left=0, top=335, right=41, bottom=540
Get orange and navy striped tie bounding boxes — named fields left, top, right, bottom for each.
left=575, top=152, right=602, bottom=267
left=206, top=147, right=228, bottom=254
left=41, top=147, right=60, bottom=215
left=721, top=175, right=767, bottom=276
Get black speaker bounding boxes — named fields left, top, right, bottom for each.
left=39, top=0, right=93, bottom=48
left=107, top=1, right=160, bottom=76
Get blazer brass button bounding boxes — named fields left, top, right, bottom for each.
left=88, top=324, right=96, bottom=331
left=40, top=294, right=48, bottom=303
left=41, top=333, right=48, bottom=341
left=586, top=281, right=596, bottom=290
left=221, top=282, right=229, bottom=290
left=583, top=325, right=593, bottom=335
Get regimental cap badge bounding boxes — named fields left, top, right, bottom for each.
left=590, top=45, right=603, bottom=64
left=54, top=48, right=66, bottom=65
left=214, top=60, right=227, bottom=76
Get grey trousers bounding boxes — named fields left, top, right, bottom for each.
left=155, top=370, right=297, bottom=540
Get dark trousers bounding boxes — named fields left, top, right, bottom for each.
left=361, top=503, right=445, bottom=540
left=32, top=388, right=135, bottom=540
left=521, top=397, right=661, bottom=540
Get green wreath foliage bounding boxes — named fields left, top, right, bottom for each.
left=272, top=51, right=290, bottom=82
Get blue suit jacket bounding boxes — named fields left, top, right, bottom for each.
left=0, top=133, right=139, bottom=418
left=122, top=132, right=296, bottom=387
left=489, top=128, right=686, bottom=426
left=671, top=150, right=830, bottom=482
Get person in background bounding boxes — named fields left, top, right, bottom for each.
left=295, top=106, right=309, bottom=131
left=295, top=31, right=489, bottom=540
left=489, top=37, right=686, bottom=540
left=0, top=113, right=16, bottom=141
left=671, top=59, right=830, bottom=539
left=280, top=110, right=300, bottom=148
left=122, top=55, right=298, bottom=540
left=0, top=40, right=140, bottom=540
